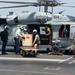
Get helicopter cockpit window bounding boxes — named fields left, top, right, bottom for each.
left=14, top=17, right=18, bottom=23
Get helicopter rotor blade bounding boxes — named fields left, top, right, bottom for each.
left=0, top=4, right=65, bottom=10
left=0, top=1, right=65, bottom=7
left=0, top=1, right=36, bottom=4
left=0, top=0, right=74, bottom=10
left=61, top=5, right=75, bottom=8
left=0, top=4, right=36, bottom=9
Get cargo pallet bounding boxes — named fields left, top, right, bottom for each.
left=19, top=46, right=38, bottom=57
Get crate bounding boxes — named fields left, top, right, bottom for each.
left=22, top=34, right=32, bottom=46
left=73, top=45, right=75, bottom=51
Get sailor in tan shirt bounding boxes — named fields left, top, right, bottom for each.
left=32, top=29, right=40, bottom=48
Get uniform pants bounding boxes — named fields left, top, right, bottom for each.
left=14, top=38, right=20, bottom=54
left=73, top=50, right=75, bottom=55
left=2, top=40, right=7, bottom=54
left=48, top=35, right=52, bottom=45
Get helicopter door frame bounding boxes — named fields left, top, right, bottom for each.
left=59, top=25, right=70, bottom=39
left=39, top=24, right=52, bottom=45
left=27, top=24, right=52, bottom=45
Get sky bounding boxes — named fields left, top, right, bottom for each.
left=0, top=0, right=75, bottom=16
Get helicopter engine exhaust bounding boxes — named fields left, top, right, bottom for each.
left=6, top=15, right=18, bottom=25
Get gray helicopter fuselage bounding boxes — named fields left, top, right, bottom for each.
left=6, top=12, right=75, bottom=25
left=0, top=12, right=75, bottom=46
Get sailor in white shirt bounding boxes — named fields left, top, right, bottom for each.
left=14, top=27, right=24, bottom=54
left=15, top=28, right=23, bottom=38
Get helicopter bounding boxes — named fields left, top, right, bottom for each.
left=0, top=0, right=75, bottom=48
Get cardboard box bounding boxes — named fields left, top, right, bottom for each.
left=73, top=45, right=75, bottom=50
left=22, top=34, right=32, bottom=46
left=73, top=37, right=75, bottom=43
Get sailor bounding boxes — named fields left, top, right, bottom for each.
left=32, top=29, right=40, bottom=48
left=44, top=26, right=52, bottom=45
left=62, top=27, right=68, bottom=39
left=23, top=28, right=28, bottom=34
left=0, top=25, right=9, bottom=55
left=14, top=27, right=24, bottom=54
left=73, top=33, right=75, bottom=44
left=22, top=28, right=28, bottom=40
left=73, top=33, right=75, bottom=58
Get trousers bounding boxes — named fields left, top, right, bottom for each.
left=2, top=40, right=7, bottom=54
left=14, top=38, right=20, bottom=54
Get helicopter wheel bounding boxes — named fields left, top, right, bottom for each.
left=51, top=45, right=60, bottom=54
left=20, top=49, right=23, bottom=55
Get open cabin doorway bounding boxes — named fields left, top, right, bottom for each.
left=27, top=24, right=53, bottom=45
left=59, top=25, right=70, bottom=38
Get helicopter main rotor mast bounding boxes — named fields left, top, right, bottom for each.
left=37, top=0, right=63, bottom=13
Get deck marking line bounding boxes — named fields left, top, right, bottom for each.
left=44, top=67, right=49, bottom=70
left=0, top=57, right=65, bottom=62
left=73, top=60, right=75, bottom=62
left=56, top=67, right=62, bottom=70
left=69, top=60, right=75, bottom=64
left=43, top=67, right=62, bottom=71
left=59, top=57, right=72, bottom=63
left=0, top=68, right=70, bottom=75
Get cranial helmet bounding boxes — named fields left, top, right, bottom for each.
left=24, top=28, right=27, bottom=31
left=5, top=25, right=9, bottom=29
left=33, top=29, right=37, bottom=33
left=20, top=26, right=24, bottom=30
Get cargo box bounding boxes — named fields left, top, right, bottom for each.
left=22, top=34, right=32, bottom=46
left=73, top=45, right=75, bottom=50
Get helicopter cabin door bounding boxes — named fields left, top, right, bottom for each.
left=40, top=24, right=52, bottom=45
left=27, top=24, right=52, bottom=45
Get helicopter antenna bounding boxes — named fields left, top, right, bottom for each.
left=59, top=10, right=65, bottom=14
